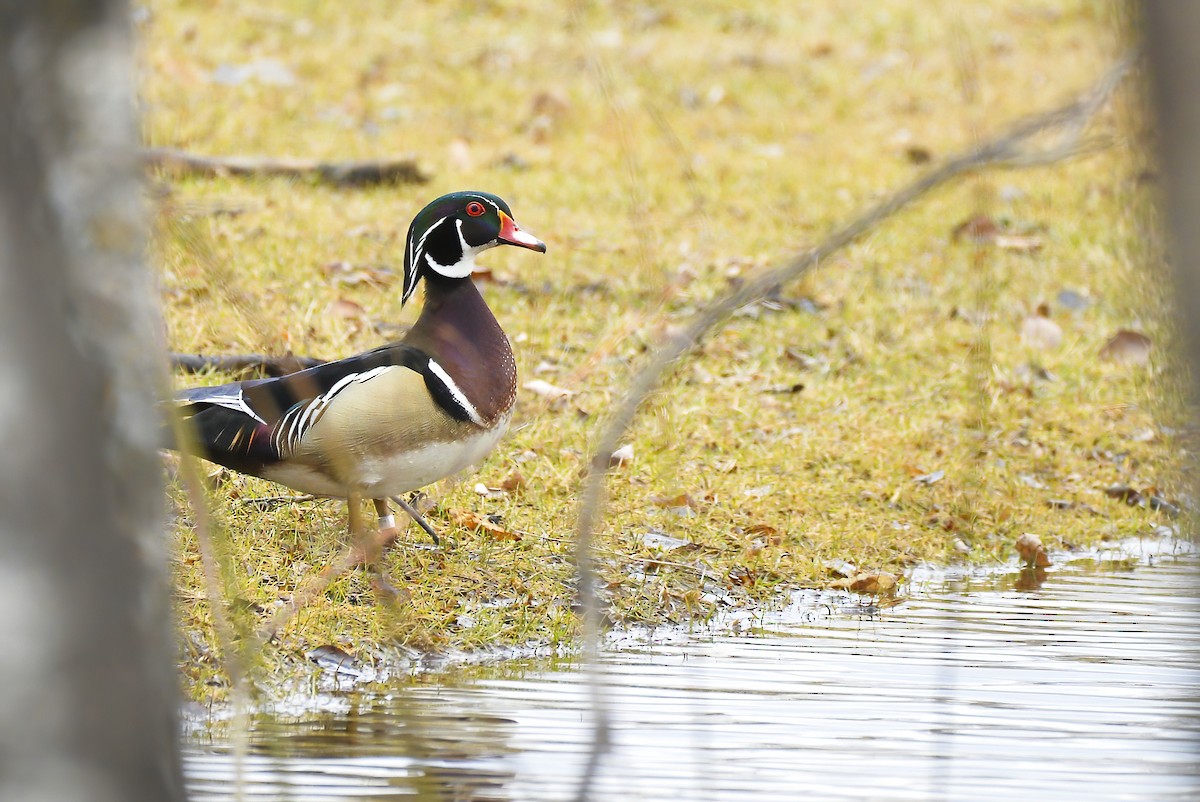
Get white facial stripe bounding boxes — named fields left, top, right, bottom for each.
left=408, top=215, right=450, bottom=298
left=424, top=219, right=478, bottom=278
left=427, top=359, right=484, bottom=426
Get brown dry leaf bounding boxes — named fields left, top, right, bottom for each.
left=747, top=526, right=782, bottom=547
left=499, top=469, right=526, bottom=493
left=1103, top=485, right=1143, bottom=506
left=329, top=298, right=366, bottom=319
left=727, top=565, right=755, bottom=587
left=450, top=510, right=521, bottom=541
left=531, top=89, right=572, bottom=119
left=1021, top=310, right=1063, bottom=351
left=847, top=572, right=899, bottom=595
left=471, top=267, right=511, bottom=285
left=1014, top=532, right=1051, bottom=567
left=1098, top=330, right=1152, bottom=365
left=322, top=261, right=396, bottom=287
left=952, top=213, right=1000, bottom=243
left=904, top=145, right=933, bottom=164
left=647, top=492, right=698, bottom=509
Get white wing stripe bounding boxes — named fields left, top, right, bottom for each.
left=427, top=359, right=484, bottom=426
left=272, top=366, right=398, bottom=457
left=187, top=389, right=267, bottom=425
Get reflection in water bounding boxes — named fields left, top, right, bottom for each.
left=185, top=539, right=1200, bottom=801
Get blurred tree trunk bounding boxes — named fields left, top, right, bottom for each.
left=1143, top=5, right=1200, bottom=390
left=0, top=2, right=185, bottom=801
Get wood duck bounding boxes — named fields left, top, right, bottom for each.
left=172, top=191, right=545, bottom=543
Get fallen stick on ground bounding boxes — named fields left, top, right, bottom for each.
left=145, top=147, right=429, bottom=187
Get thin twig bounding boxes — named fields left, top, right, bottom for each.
left=145, top=147, right=430, bottom=187
left=231, top=494, right=319, bottom=510
left=169, top=414, right=253, bottom=792
left=571, top=51, right=1134, bottom=801
left=171, top=352, right=326, bottom=377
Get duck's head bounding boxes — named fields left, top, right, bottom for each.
left=401, top=190, right=546, bottom=305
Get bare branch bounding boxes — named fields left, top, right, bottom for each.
left=570, top=53, right=1134, bottom=799
left=145, top=147, right=430, bottom=188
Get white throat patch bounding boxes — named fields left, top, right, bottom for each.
left=424, top=218, right=487, bottom=279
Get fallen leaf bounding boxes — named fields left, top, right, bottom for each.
left=531, top=89, right=572, bottom=118
left=994, top=234, right=1044, bottom=252
left=647, top=492, right=698, bottom=509
left=763, top=382, right=806, bottom=394
left=823, top=558, right=857, bottom=578
left=448, top=137, right=473, bottom=170
left=322, top=261, right=396, bottom=287
left=1021, top=310, right=1063, bottom=351
left=1015, top=532, right=1051, bottom=567
left=904, top=145, right=933, bottom=164
left=1056, top=288, right=1091, bottom=311
left=641, top=531, right=693, bottom=552
left=210, top=58, right=297, bottom=87
left=1098, top=330, right=1152, bottom=365
left=847, top=571, right=899, bottom=595
left=523, top=379, right=574, bottom=402
left=727, top=565, right=755, bottom=587
left=743, top=484, right=774, bottom=499
left=329, top=298, right=366, bottom=319
left=472, top=482, right=505, bottom=499
left=471, top=267, right=511, bottom=285
left=952, top=213, right=1000, bottom=243
left=499, top=469, right=526, bottom=493
left=450, top=510, right=520, bottom=540
left=306, top=645, right=367, bottom=677
left=609, top=444, right=634, bottom=467
left=1149, top=495, right=1181, bottom=517
left=1104, top=485, right=1143, bottom=506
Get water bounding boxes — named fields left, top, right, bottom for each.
left=184, top=539, right=1200, bottom=801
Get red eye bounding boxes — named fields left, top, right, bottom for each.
left=466, top=201, right=485, bottom=217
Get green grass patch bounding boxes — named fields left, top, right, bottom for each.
left=143, top=1, right=1184, bottom=701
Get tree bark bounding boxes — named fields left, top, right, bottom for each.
left=0, top=2, right=185, bottom=800
left=1143, top=5, right=1200, bottom=391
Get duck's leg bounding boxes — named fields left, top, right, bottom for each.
left=387, top=495, right=441, bottom=546
left=373, top=497, right=399, bottom=543
left=347, top=492, right=363, bottom=536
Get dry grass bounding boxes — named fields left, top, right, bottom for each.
left=142, top=1, right=1183, bottom=698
